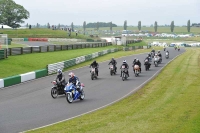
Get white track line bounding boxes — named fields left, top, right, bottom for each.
left=22, top=51, right=185, bottom=133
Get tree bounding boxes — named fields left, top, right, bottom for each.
left=96, top=22, right=99, bottom=30
left=36, top=23, right=39, bottom=28
left=170, top=21, right=174, bottom=32
left=47, top=23, right=50, bottom=29
left=0, top=0, right=29, bottom=28
left=58, top=23, right=60, bottom=30
left=138, top=21, right=141, bottom=31
left=83, top=21, right=86, bottom=35
left=124, top=20, right=127, bottom=30
left=71, top=22, right=74, bottom=32
left=187, top=20, right=190, bottom=32
left=26, top=23, right=28, bottom=28
left=110, top=21, right=112, bottom=31
left=154, top=21, right=158, bottom=32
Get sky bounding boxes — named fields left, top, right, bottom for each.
left=14, top=0, right=200, bottom=26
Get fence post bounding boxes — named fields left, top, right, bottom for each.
left=39, top=46, right=42, bottom=53
left=54, top=45, right=56, bottom=51
left=47, top=46, right=49, bottom=52
left=21, top=47, right=23, bottom=54
left=31, top=47, right=33, bottom=53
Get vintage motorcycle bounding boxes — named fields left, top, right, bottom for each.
left=51, top=80, right=66, bottom=99
left=90, top=67, right=98, bottom=80
left=121, top=65, right=128, bottom=81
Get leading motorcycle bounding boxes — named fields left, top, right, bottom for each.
left=64, top=82, right=85, bottom=103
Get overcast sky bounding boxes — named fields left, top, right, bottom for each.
left=14, top=0, right=200, bottom=26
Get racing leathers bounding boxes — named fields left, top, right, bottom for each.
left=108, top=59, right=117, bottom=72
left=120, top=62, right=129, bottom=77
left=90, top=61, right=99, bottom=76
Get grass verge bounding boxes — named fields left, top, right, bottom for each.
left=27, top=48, right=200, bottom=133
left=0, top=46, right=159, bottom=78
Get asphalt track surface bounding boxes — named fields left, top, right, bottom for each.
left=0, top=48, right=185, bottom=133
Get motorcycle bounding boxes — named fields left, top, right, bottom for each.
left=121, top=65, right=128, bottom=81
left=144, top=60, right=150, bottom=71
left=51, top=80, right=66, bottom=99
left=178, top=48, right=180, bottom=51
left=164, top=48, right=166, bottom=51
left=151, top=52, right=155, bottom=58
left=109, top=65, right=116, bottom=76
left=154, top=57, right=159, bottom=67
left=134, top=65, right=140, bottom=77
left=90, top=67, right=98, bottom=80
left=165, top=52, right=169, bottom=59
left=64, top=82, right=85, bottom=103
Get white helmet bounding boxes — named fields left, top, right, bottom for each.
left=123, top=60, right=126, bottom=63
left=57, top=69, right=62, bottom=75
left=68, top=72, right=75, bottom=78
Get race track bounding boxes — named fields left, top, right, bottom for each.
left=0, top=48, right=185, bottom=133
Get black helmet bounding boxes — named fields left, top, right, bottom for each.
left=93, top=60, right=96, bottom=63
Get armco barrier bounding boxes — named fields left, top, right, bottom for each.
left=4, top=75, right=21, bottom=87
left=35, top=69, right=47, bottom=78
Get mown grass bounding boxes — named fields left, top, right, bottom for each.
left=1, top=42, right=28, bottom=48
left=27, top=48, right=200, bottom=133
left=76, top=26, right=200, bottom=34
left=0, top=45, right=158, bottom=78
left=0, top=29, right=93, bottom=39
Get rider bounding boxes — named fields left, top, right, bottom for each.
left=145, top=55, right=150, bottom=62
left=151, top=48, right=155, bottom=57
left=157, top=50, right=162, bottom=62
left=108, top=57, right=117, bottom=72
left=144, top=58, right=151, bottom=69
left=133, top=58, right=137, bottom=64
left=90, top=60, right=99, bottom=76
left=68, top=72, right=82, bottom=94
left=133, top=59, right=141, bottom=73
left=120, top=60, right=129, bottom=77
left=55, top=69, right=66, bottom=89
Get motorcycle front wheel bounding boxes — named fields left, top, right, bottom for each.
left=122, top=73, right=125, bottom=81
left=51, top=87, right=58, bottom=99
left=66, top=93, right=73, bottom=103
left=80, top=91, right=85, bottom=100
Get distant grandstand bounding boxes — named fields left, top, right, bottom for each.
left=191, top=23, right=200, bottom=27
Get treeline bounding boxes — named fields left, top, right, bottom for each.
left=86, top=22, right=117, bottom=28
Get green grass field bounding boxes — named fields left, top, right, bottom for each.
left=77, top=26, right=200, bottom=34
left=0, top=28, right=94, bottom=39
left=26, top=48, right=200, bottom=133
left=0, top=27, right=199, bottom=39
